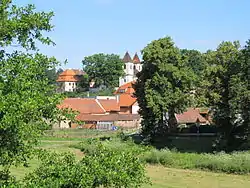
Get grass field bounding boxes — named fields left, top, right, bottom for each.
left=9, top=130, right=250, bottom=188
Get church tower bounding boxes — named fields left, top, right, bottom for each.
left=119, top=52, right=141, bottom=86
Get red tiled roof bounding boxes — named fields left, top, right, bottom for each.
left=76, top=114, right=140, bottom=121
left=58, top=98, right=105, bottom=114
left=118, top=94, right=137, bottom=107
left=132, top=53, right=140, bottom=64
left=56, top=69, right=85, bottom=82
left=114, top=81, right=135, bottom=95
left=98, top=99, right=120, bottom=112
left=175, top=108, right=207, bottom=124
left=122, top=51, right=132, bottom=63
left=114, top=81, right=137, bottom=107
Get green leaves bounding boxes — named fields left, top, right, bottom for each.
left=82, top=53, right=124, bottom=88
left=23, top=146, right=149, bottom=188
left=135, top=37, right=198, bottom=139
left=0, top=0, right=63, bottom=173
left=0, top=1, right=54, bottom=50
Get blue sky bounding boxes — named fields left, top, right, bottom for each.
left=16, top=0, right=250, bottom=69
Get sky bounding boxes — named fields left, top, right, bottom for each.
left=15, top=0, right=250, bottom=69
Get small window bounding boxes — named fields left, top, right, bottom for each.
left=69, top=83, right=71, bottom=86
left=119, top=89, right=125, bottom=93
left=72, top=83, right=74, bottom=86
left=69, top=89, right=71, bottom=91
left=124, top=79, right=126, bottom=83
left=124, top=64, right=126, bottom=69
left=130, top=65, right=132, bottom=69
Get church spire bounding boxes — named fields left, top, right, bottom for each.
left=122, top=51, right=132, bottom=63
left=132, top=52, right=140, bottom=64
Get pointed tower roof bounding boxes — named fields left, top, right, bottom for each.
left=132, top=53, right=140, bottom=64
left=122, top=51, right=132, bottom=63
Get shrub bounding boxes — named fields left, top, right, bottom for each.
left=23, top=146, right=150, bottom=188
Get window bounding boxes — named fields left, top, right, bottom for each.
left=124, top=78, right=126, bottom=83
left=119, top=89, right=125, bottom=93
left=69, top=89, right=71, bottom=91
left=124, top=64, right=126, bottom=69
left=72, top=83, right=74, bottom=86
left=69, top=83, right=71, bottom=86
left=130, top=65, right=132, bottom=69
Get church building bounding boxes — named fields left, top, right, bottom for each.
left=119, top=52, right=142, bottom=86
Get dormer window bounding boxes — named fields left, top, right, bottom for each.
left=119, top=89, right=125, bottom=93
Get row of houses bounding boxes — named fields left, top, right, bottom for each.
left=56, top=81, right=210, bottom=130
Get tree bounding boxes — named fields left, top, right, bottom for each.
left=82, top=53, right=124, bottom=88
left=180, top=49, right=206, bottom=77
left=23, top=145, right=149, bottom=188
left=134, top=37, right=197, bottom=141
left=0, top=0, right=62, bottom=181
left=204, top=41, right=249, bottom=151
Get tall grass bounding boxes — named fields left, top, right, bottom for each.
left=141, top=149, right=250, bottom=174
left=73, top=134, right=250, bottom=175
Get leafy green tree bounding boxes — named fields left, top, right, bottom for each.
left=180, top=49, right=206, bottom=77
left=134, top=37, right=197, bottom=140
left=204, top=41, right=249, bottom=151
left=0, top=0, right=62, bottom=182
left=23, top=145, right=149, bottom=188
left=82, top=53, right=124, bottom=88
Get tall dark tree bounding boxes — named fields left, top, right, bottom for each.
left=204, top=41, right=248, bottom=151
left=134, top=37, right=197, bottom=141
left=82, top=53, right=124, bottom=88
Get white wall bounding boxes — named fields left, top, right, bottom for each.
left=64, top=81, right=78, bottom=92
left=132, top=102, right=139, bottom=114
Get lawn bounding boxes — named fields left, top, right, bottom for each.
left=9, top=135, right=250, bottom=188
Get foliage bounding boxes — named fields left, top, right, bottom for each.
left=134, top=37, right=197, bottom=140
left=180, top=49, right=206, bottom=77
left=204, top=41, right=249, bottom=151
left=82, top=53, right=124, bottom=88
left=73, top=134, right=250, bottom=175
left=45, top=68, right=64, bottom=85
left=0, top=0, right=62, bottom=176
left=23, top=146, right=150, bottom=188
left=64, top=88, right=115, bottom=98
left=142, top=149, right=250, bottom=174
left=75, top=136, right=151, bottom=156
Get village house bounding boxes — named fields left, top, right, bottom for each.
left=56, top=69, right=85, bottom=92
left=56, top=97, right=140, bottom=129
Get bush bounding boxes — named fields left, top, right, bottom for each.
left=23, top=146, right=150, bottom=188
left=75, top=136, right=151, bottom=156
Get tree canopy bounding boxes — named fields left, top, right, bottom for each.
left=135, top=37, right=250, bottom=150
left=134, top=37, right=197, bottom=140
left=204, top=41, right=250, bottom=151
left=82, top=53, right=124, bottom=88
left=0, top=0, right=62, bottom=174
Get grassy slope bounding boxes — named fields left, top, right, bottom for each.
left=146, top=166, right=250, bottom=188
left=9, top=139, right=250, bottom=188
